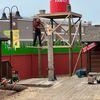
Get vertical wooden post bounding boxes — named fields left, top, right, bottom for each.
left=79, top=20, right=82, bottom=68
left=87, top=48, right=91, bottom=72
left=47, top=19, right=55, bottom=81
left=38, top=46, right=42, bottom=77
left=86, top=49, right=89, bottom=72
left=89, top=50, right=91, bottom=72
left=68, top=15, right=72, bottom=76
left=51, top=19, right=54, bottom=42
left=48, top=35, right=54, bottom=81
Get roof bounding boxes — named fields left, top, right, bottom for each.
left=82, top=33, right=100, bottom=42
left=38, top=12, right=82, bottom=19
left=82, top=26, right=100, bottom=42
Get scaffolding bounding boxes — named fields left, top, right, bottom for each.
left=38, top=11, right=82, bottom=80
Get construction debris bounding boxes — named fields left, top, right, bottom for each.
left=0, top=78, right=27, bottom=92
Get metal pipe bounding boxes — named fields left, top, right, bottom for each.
left=10, top=12, right=13, bottom=48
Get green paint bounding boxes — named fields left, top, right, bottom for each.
left=2, top=42, right=81, bottom=55
left=2, top=47, right=81, bottom=56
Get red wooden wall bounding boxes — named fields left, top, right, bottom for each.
left=2, top=53, right=87, bottom=80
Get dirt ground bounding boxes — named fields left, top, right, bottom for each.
left=1, top=76, right=100, bottom=100
left=0, top=90, right=16, bottom=100
left=0, top=87, right=41, bottom=100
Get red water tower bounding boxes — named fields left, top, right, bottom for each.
left=50, top=0, right=69, bottom=13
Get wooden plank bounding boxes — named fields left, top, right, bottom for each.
left=91, top=55, right=100, bottom=59
left=91, top=51, right=100, bottom=55
left=91, top=59, right=100, bottom=62
left=91, top=68, right=100, bottom=72
left=88, top=72, right=100, bottom=76
left=27, top=46, right=71, bottom=48
left=38, top=12, right=82, bottom=19
left=91, top=63, right=100, bottom=66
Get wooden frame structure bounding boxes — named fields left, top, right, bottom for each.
left=38, top=11, right=82, bottom=80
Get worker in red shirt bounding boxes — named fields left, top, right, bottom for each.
left=33, top=18, right=42, bottom=46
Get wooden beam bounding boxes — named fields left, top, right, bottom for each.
left=51, top=14, right=71, bottom=33
left=68, top=15, right=72, bottom=76
left=79, top=21, right=82, bottom=68
left=47, top=19, right=55, bottom=81
left=38, top=12, right=82, bottom=19
left=48, top=35, right=55, bottom=81
left=55, top=32, right=71, bottom=46
left=53, top=46, right=71, bottom=48
left=71, top=22, right=80, bottom=46
left=27, top=45, right=71, bottom=49
left=38, top=46, right=42, bottom=78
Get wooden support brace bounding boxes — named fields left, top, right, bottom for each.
left=55, top=32, right=71, bottom=46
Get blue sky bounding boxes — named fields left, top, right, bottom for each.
left=0, top=0, right=99, bottom=25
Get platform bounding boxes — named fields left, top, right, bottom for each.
left=38, top=11, right=82, bottom=19
left=17, top=78, right=54, bottom=87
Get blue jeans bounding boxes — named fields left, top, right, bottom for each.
left=33, top=30, right=42, bottom=46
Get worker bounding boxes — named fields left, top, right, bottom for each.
left=33, top=18, right=42, bottom=47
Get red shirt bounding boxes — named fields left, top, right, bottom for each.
left=33, top=18, right=41, bottom=30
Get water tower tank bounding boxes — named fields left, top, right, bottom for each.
left=50, top=0, right=69, bottom=13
